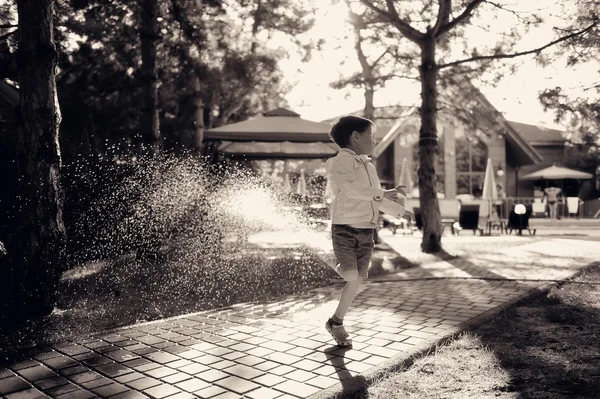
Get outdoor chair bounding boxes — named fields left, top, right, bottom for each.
left=506, top=204, right=536, bottom=235
left=413, top=207, right=454, bottom=234
left=457, top=204, right=482, bottom=235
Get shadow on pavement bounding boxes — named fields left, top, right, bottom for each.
left=323, top=345, right=368, bottom=397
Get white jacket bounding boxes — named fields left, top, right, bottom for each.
left=325, top=149, right=385, bottom=225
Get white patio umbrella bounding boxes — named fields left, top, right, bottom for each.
left=323, top=178, right=333, bottom=204
left=296, top=169, right=308, bottom=198
left=282, top=174, right=292, bottom=193
left=481, top=158, right=498, bottom=220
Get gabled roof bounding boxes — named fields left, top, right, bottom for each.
left=507, top=121, right=565, bottom=146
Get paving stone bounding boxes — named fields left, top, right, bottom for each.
left=196, top=369, right=229, bottom=383
left=175, top=377, right=211, bottom=392
left=3, top=387, right=45, bottom=399
left=115, top=371, right=146, bottom=384
left=193, top=354, right=222, bottom=365
left=16, top=365, right=57, bottom=382
left=211, top=392, right=243, bottom=399
left=164, top=392, right=197, bottom=399
left=284, top=369, right=316, bottom=383
left=91, top=381, right=129, bottom=397
left=56, top=344, right=90, bottom=356
left=251, top=373, right=286, bottom=387
left=211, top=360, right=236, bottom=370
left=109, top=389, right=149, bottom=399
left=142, top=383, right=182, bottom=399
left=53, top=388, right=97, bottom=399
left=272, top=380, right=321, bottom=398
left=221, top=351, right=246, bottom=361
left=223, top=364, right=264, bottom=380
left=177, top=349, right=203, bottom=360
left=159, top=372, right=191, bottom=385
left=11, top=360, right=40, bottom=371
left=133, top=362, right=162, bottom=372
left=45, top=382, right=81, bottom=396
left=33, top=351, right=62, bottom=361
left=214, top=375, right=259, bottom=395
left=68, top=370, right=103, bottom=384
left=305, top=375, right=338, bottom=389
left=142, top=366, right=176, bottom=379
left=245, top=386, right=283, bottom=399
left=267, top=365, right=296, bottom=376
left=292, top=359, right=323, bottom=372
left=81, top=355, right=113, bottom=367
left=81, top=376, right=114, bottom=389
left=193, top=384, right=226, bottom=399
left=177, top=363, right=210, bottom=375
left=253, top=360, right=280, bottom=372
left=33, top=375, right=69, bottom=390
left=164, top=359, right=193, bottom=369
left=125, top=376, right=162, bottom=391
left=105, top=349, right=141, bottom=362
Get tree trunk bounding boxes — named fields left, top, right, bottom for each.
left=1, top=0, right=67, bottom=322
left=139, top=0, right=160, bottom=155
left=364, top=87, right=375, bottom=120
left=250, top=0, right=263, bottom=54
left=418, top=37, right=442, bottom=253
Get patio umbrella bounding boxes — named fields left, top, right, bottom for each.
left=481, top=158, right=498, bottom=219
left=282, top=174, right=292, bottom=193
left=521, top=164, right=593, bottom=180
left=296, top=169, right=308, bottom=198
left=323, top=177, right=333, bottom=204
left=397, top=158, right=413, bottom=193
left=204, top=108, right=333, bottom=142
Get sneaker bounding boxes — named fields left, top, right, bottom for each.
left=325, top=318, right=352, bottom=347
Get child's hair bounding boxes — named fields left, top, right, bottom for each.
left=329, top=116, right=376, bottom=147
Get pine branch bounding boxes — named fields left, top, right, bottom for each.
left=360, top=0, right=424, bottom=42
left=431, top=0, right=451, bottom=35
left=436, top=0, right=486, bottom=37
left=439, top=19, right=600, bottom=69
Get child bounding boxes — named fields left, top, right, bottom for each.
left=324, top=115, right=413, bottom=346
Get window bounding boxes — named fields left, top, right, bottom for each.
left=456, top=135, right=487, bottom=196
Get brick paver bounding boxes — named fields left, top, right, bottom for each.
left=1, top=236, right=598, bottom=398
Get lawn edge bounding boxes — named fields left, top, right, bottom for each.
left=308, top=260, right=600, bottom=399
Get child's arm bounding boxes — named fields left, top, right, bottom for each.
left=329, top=158, right=384, bottom=202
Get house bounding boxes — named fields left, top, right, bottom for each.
left=334, top=91, right=596, bottom=201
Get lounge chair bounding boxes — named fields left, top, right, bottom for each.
left=457, top=204, right=482, bottom=235
left=506, top=205, right=536, bottom=235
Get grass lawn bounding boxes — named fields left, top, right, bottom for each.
left=348, top=261, right=600, bottom=399
left=0, top=240, right=340, bottom=358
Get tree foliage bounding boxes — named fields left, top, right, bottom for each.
left=333, top=0, right=599, bottom=253
left=539, top=0, right=600, bottom=161
left=1, top=0, right=318, bottom=158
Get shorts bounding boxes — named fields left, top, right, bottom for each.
left=331, top=224, right=375, bottom=279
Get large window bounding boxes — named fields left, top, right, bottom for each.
left=456, top=135, right=487, bottom=196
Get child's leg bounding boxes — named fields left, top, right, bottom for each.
left=334, top=228, right=373, bottom=320
left=333, top=276, right=364, bottom=320
left=331, top=225, right=359, bottom=281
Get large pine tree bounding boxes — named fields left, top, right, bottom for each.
left=1, top=0, right=66, bottom=322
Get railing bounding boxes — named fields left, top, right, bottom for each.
left=502, top=197, right=588, bottom=219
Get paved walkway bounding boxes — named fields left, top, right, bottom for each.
left=1, top=234, right=599, bottom=399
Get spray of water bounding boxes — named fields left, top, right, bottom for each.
left=43, top=149, right=336, bottom=338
